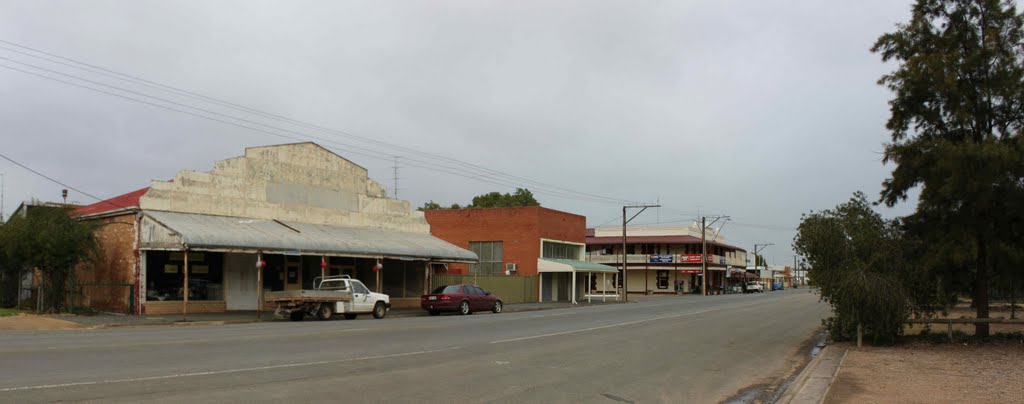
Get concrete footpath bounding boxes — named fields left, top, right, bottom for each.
left=776, top=344, right=849, bottom=404
left=45, top=299, right=622, bottom=329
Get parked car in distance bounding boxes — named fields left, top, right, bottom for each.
left=744, top=282, right=764, bottom=293
left=421, top=284, right=502, bottom=316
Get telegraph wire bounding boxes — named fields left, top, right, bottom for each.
left=0, top=60, right=629, bottom=206
left=0, top=152, right=133, bottom=212
left=0, top=56, right=630, bottom=206
left=0, top=40, right=640, bottom=206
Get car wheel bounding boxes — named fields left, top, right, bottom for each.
left=459, top=300, right=470, bottom=315
left=317, top=303, right=333, bottom=321
left=372, top=302, right=387, bottom=319
left=344, top=313, right=357, bottom=320
left=492, top=300, right=503, bottom=314
left=289, top=311, right=304, bottom=322
left=428, top=310, right=440, bottom=316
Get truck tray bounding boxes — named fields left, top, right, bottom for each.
left=265, top=289, right=353, bottom=303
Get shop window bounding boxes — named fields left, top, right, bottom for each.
left=145, top=251, right=224, bottom=301
left=469, top=241, right=504, bottom=275
left=542, top=241, right=582, bottom=260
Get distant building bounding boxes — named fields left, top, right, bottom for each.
left=586, top=225, right=748, bottom=295
left=72, top=142, right=476, bottom=314
left=425, top=207, right=619, bottom=303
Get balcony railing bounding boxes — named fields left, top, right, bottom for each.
left=586, top=253, right=746, bottom=267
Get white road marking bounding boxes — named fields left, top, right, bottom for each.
left=490, top=301, right=763, bottom=344
left=0, top=327, right=372, bottom=354
left=0, top=346, right=462, bottom=392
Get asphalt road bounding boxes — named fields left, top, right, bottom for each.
left=0, top=289, right=828, bottom=403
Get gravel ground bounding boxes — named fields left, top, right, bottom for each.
left=826, top=341, right=1024, bottom=404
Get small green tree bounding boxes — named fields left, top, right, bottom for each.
left=794, top=192, right=913, bottom=344
left=0, top=206, right=97, bottom=312
left=418, top=201, right=443, bottom=211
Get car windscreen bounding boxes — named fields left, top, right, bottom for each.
left=431, top=285, right=463, bottom=294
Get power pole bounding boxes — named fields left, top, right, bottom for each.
left=701, top=217, right=707, bottom=296
left=753, top=243, right=774, bottom=289
left=392, top=156, right=399, bottom=198
left=0, top=172, right=5, bottom=223
left=622, top=204, right=660, bottom=302
left=700, top=215, right=729, bottom=296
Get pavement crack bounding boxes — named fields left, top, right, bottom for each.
left=601, top=393, right=635, bottom=403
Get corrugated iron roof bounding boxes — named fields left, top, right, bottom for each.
left=72, top=187, right=149, bottom=217
left=540, top=258, right=619, bottom=273
left=139, top=210, right=478, bottom=263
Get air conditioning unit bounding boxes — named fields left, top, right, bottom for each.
left=505, top=263, right=518, bottom=275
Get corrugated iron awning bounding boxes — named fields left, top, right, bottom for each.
left=139, top=210, right=478, bottom=263
left=538, top=258, right=619, bottom=273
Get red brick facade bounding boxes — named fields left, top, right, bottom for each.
left=424, top=207, right=586, bottom=276
left=75, top=213, right=138, bottom=313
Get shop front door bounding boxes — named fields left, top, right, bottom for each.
left=226, top=253, right=258, bottom=310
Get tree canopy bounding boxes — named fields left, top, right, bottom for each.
left=794, top=192, right=915, bottom=344
left=418, top=188, right=540, bottom=210
left=0, top=206, right=97, bottom=311
left=872, top=0, right=1024, bottom=336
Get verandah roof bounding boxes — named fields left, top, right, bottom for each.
left=139, top=210, right=478, bottom=263
left=537, top=258, right=619, bottom=273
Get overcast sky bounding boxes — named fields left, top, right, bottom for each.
left=0, top=0, right=920, bottom=266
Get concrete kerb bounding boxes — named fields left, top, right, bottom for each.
left=776, top=344, right=849, bottom=404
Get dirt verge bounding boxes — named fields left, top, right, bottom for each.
left=826, top=340, right=1024, bottom=403
left=0, top=314, right=89, bottom=331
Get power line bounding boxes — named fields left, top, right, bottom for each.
left=0, top=39, right=641, bottom=206
left=0, top=152, right=132, bottom=212
left=0, top=60, right=629, bottom=206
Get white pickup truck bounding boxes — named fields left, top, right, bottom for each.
left=265, top=275, right=391, bottom=321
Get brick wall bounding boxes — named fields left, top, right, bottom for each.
left=425, top=207, right=586, bottom=277
left=75, top=214, right=137, bottom=313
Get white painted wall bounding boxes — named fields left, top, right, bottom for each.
left=140, top=143, right=429, bottom=233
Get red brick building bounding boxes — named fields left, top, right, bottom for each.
left=425, top=207, right=618, bottom=303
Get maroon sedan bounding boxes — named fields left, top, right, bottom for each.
left=421, top=284, right=503, bottom=316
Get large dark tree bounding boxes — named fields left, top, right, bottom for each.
left=873, top=0, right=1024, bottom=336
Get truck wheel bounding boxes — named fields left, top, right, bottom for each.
left=289, top=311, right=304, bottom=321
left=317, top=303, right=333, bottom=321
left=459, top=300, right=470, bottom=315
left=344, top=313, right=357, bottom=320
left=372, top=302, right=387, bottom=319
left=492, top=300, right=503, bottom=314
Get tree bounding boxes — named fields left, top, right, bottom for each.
left=418, top=188, right=541, bottom=210
left=469, top=188, right=540, bottom=208
left=0, top=206, right=97, bottom=312
left=418, top=201, right=443, bottom=211
left=873, top=0, right=1024, bottom=337
left=794, top=192, right=914, bottom=344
